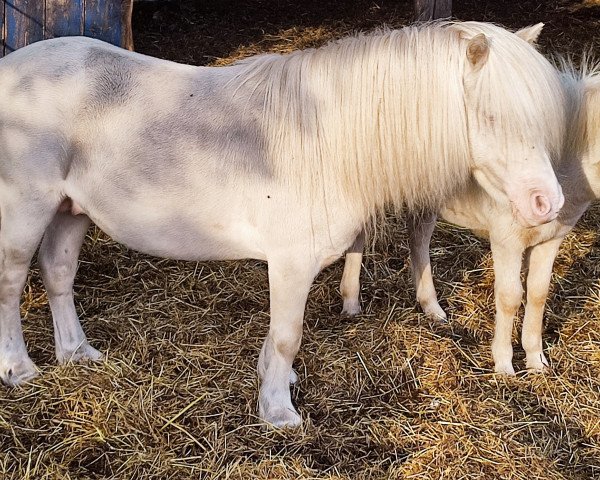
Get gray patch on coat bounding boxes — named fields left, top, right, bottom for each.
left=17, top=75, right=34, bottom=92
left=84, top=46, right=147, bottom=109
left=0, top=119, right=70, bottom=183
left=5, top=49, right=79, bottom=97
left=127, top=73, right=274, bottom=185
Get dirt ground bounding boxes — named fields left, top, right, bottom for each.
left=1, top=1, right=600, bottom=479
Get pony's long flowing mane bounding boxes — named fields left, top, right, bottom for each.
left=230, top=22, right=566, bottom=222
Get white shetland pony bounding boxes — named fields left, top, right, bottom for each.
left=0, top=22, right=566, bottom=427
left=342, top=60, right=600, bottom=376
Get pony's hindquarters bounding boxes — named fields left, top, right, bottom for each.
left=0, top=42, right=92, bottom=384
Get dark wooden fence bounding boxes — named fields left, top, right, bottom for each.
left=415, top=0, right=452, bottom=20
left=0, top=0, right=133, bottom=58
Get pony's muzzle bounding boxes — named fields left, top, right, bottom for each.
left=518, top=186, right=564, bottom=227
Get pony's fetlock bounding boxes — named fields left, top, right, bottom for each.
left=525, top=352, right=549, bottom=372
left=56, top=342, right=103, bottom=365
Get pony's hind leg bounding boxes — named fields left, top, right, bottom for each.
left=407, top=212, right=446, bottom=321
left=0, top=198, right=59, bottom=385
left=258, top=254, right=317, bottom=428
left=38, top=212, right=102, bottom=364
left=340, top=229, right=365, bottom=316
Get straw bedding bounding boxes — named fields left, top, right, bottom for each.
left=1, top=1, right=599, bottom=478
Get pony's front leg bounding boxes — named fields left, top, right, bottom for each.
left=522, top=238, right=562, bottom=372
left=39, top=213, right=103, bottom=364
left=490, top=239, right=525, bottom=375
left=340, top=229, right=365, bottom=316
left=407, top=212, right=446, bottom=320
left=258, top=256, right=317, bottom=428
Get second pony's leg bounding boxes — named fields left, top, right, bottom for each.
left=407, top=212, right=446, bottom=320
left=38, top=212, right=102, bottom=364
left=340, top=229, right=365, bottom=316
left=490, top=239, right=525, bottom=375
left=0, top=198, right=59, bottom=385
left=522, top=237, right=563, bottom=372
left=258, top=254, right=317, bottom=428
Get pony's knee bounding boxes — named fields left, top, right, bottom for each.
left=272, top=331, right=301, bottom=359
left=496, top=283, right=523, bottom=316
left=527, top=289, right=549, bottom=309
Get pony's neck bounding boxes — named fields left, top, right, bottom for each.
left=241, top=26, right=473, bottom=220
left=578, top=152, right=600, bottom=203
left=545, top=70, right=596, bottom=209
left=580, top=78, right=600, bottom=200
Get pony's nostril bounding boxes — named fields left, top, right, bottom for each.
left=531, top=193, right=551, bottom=217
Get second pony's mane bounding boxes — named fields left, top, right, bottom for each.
left=229, top=22, right=567, bottom=221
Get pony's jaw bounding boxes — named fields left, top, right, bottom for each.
left=473, top=167, right=564, bottom=227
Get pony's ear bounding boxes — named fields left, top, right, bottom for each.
left=515, top=23, right=544, bottom=44
left=466, top=34, right=489, bottom=71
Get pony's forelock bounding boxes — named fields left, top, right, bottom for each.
left=451, top=22, right=567, bottom=163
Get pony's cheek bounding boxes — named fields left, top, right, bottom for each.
left=472, top=167, right=507, bottom=204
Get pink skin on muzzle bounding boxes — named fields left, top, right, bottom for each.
left=511, top=184, right=565, bottom=227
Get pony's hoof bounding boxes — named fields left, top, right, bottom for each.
left=0, top=356, right=39, bottom=386
left=526, top=353, right=549, bottom=373
left=494, top=363, right=516, bottom=376
left=422, top=303, right=447, bottom=322
left=57, top=342, right=103, bottom=365
left=261, top=406, right=302, bottom=428
left=341, top=299, right=361, bottom=317
left=289, top=369, right=298, bottom=385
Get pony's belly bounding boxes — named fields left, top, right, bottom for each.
left=440, top=205, right=490, bottom=236
left=89, top=212, right=265, bottom=262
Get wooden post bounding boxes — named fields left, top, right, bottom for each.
left=46, top=0, right=85, bottom=38
left=415, top=0, right=452, bottom=21
left=84, top=0, right=133, bottom=50
left=122, top=0, right=134, bottom=50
